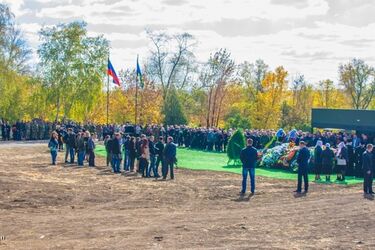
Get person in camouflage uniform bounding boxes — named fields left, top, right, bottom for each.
left=30, top=121, right=37, bottom=140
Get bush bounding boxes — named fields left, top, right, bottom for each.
left=227, top=129, right=246, bottom=165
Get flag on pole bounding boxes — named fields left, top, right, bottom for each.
left=136, top=55, right=144, bottom=88
left=107, top=59, right=121, bottom=86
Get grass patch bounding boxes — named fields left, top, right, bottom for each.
left=95, top=145, right=363, bottom=185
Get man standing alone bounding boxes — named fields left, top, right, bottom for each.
left=295, top=141, right=311, bottom=194
left=240, top=139, right=258, bottom=195
left=162, top=136, right=177, bottom=180
left=362, top=144, right=374, bottom=195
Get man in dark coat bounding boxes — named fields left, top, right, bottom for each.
left=147, top=136, right=157, bottom=177
left=104, top=135, right=112, bottom=167
left=110, top=133, right=122, bottom=173
left=239, top=138, right=258, bottom=195
left=155, top=136, right=165, bottom=178
left=63, top=128, right=76, bottom=164
left=295, top=141, right=311, bottom=194
left=162, top=136, right=177, bottom=180
left=362, top=144, right=374, bottom=195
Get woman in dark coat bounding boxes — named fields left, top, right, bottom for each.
left=321, top=143, right=335, bottom=182
left=314, top=140, right=323, bottom=181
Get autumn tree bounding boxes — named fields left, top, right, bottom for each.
left=253, top=66, right=288, bottom=129
left=238, top=59, right=269, bottom=100
left=199, top=49, right=235, bottom=127
left=339, top=58, right=375, bottom=110
left=314, top=79, right=348, bottom=109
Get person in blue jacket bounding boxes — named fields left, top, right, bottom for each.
left=48, top=131, right=59, bottom=165
left=162, top=136, right=177, bottom=180
left=240, top=138, right=258, bottom=195
left=295, top=141, right=311, bottom=194
left=110, top=132, right=122, bottom=173
left=87, top=132, right=96, bottom=167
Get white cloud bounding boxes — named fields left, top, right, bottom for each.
left=5, top=0, right=375, bottom=84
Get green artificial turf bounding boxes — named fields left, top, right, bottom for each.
left=95, top=145, right=363, bottom=185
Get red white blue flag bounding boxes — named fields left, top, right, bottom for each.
left=107, top=59, right=120, bottom=86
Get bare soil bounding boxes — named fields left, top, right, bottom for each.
left=0, top=142, right=374, bottom=250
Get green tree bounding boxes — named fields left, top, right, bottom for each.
left=0, top=3, right=31, bottom=73
left=0, top=4, right=33, bottom=121
left=227, top=129, right=246, bottom=166
left=224, top=107, right=251, bottom=129
left=38, top=21, right=109, bottom=122
left=339, top=58, right=375, bottom=110
left=162, top=87, right=188, bottom=125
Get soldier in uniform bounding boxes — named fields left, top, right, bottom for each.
left=25, top=122, right=31, bottom=140
left=30, top=121, right=37, bottom=140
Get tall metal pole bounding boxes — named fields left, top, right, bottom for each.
left=135, top=55, right=139, bottom=125
left=107, top=55, right=109, bottom=126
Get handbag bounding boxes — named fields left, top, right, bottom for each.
left=337, top=158, right=347, bottom=165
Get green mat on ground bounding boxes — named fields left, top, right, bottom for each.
left=95, top=145, right=363, bottom=185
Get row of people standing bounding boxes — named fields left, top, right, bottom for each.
left=48, top=128, right=96, bottom=167
left=312, top=142, right=374, bottom=195
left=239, top=139, right=374, bottom=197
left=104, top=133, right=177, bottom=180
left=313, top=140, right=372, bottom=182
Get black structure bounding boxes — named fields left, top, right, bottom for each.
left=311, top=108, right=375, bottom=132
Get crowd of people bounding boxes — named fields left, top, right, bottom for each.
left=47, top=127, right=177, bottom=180
left=239, top=138, right=374, bottom=197
left=2, top=118, right=374, bottom=195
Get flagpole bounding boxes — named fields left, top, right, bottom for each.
left=135, top=55, right=139, bottom=125
left=107, top=55, right=109, bottom=126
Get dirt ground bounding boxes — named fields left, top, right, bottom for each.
left=0, top=142, right=374, bottom=250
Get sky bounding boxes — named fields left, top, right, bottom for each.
left=3, top=0, right=375, bottom=84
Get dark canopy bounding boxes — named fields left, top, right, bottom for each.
left=311, top=108, right=375, bottom=132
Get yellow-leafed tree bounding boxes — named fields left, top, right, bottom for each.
left=253, top=66, right=288, bottom=129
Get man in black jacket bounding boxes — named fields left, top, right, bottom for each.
left=63, top=128, right=76, bottom=164
left=104, top=135, right=112, bottom=167
left=162, top=136, right=177, bottom=180
left=147, top=136, right=157, bottom=177
left=240, top=139, right=258, bottom=195
left=110, top=133, right=122, bottom=173
left=295, top=141, right=311, bottom=194
left=155, top=137, right=164, bottom=178
left=362, top=144, right=374, bottom=195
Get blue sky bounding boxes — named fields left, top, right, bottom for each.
left=4, top=0, right=375, bottom=83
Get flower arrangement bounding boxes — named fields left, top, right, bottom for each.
left=259, top=143, right=315, bottom=172
left=259, top=143, right=289, bottom=168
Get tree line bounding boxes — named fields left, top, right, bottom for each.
left=1, top=3, right=374, bottom=129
